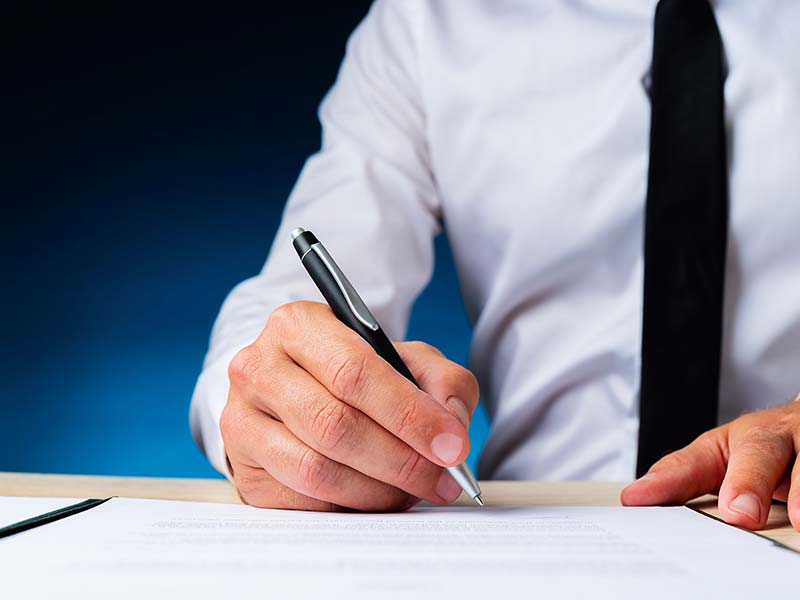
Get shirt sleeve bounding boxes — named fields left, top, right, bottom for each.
left=189, top=0, right=441, bottom=477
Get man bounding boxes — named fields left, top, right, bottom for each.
left=190, top=0, right=800, bottom=530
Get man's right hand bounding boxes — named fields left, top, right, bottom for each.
left=220, top=301, right=479, bottom=512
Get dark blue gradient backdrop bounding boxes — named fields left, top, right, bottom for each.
left=2, top=4, right=489, bottom=478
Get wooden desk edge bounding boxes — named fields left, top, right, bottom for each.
left=1, top=472, right=797, bottom=552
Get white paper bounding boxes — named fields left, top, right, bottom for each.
left=0, top=497, right=86, bottom=528
left=0, top=497, right=796, bottom=599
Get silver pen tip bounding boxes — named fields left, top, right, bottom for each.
left=474, top=494, right=485, bottom=507
left=290, top=227, right=306, bottom=240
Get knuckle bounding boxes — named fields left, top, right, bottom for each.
left=296, top=447, right=335, bottom=497
left=219, top=402, right=245, bottom=442
left=234, top=473, right=256, bottom=499
left=219, top=403, right=235, bottom=439
left=238, top=487, right=270, bottom=509
left=739, top=421, right=776, bottom=442
left=275, top=485, right=337, bottom=512
left=327, top=351, right=368, bottom=400
left=654, top=450, right=692, bottom=472
left=395, top=449, right=426, bottom=488
left=234, top=470, right=268, bottom=507
left=696, top=427, right=723, bottom=443
left=438, top=364, right=463, bottom=388
left=447, top=364, right=480, bottom=399
left=693, top=428, right=723, bottom=454
left=776, top=411, right=800, bottom=436
left=696, top=431, right=730, bottom=472
left=739, top=432, right=789, bottom=464
left=227, top=345, right=260, bottom=387
left=394, top=398, right=421, bottom=439
left=405, top=340, right=442, bottom=357
left=309, top=400, right=354, bottom=452
left=266, top=302, right=300, bottom=335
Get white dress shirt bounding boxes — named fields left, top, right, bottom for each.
left=190, top=0, right=800, bottom=482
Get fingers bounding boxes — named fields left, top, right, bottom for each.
left=716, top=426, right=794, bottom=529
left=247, top=357, right=462, bottom=504
left=232, top=462, right=338, bottom=512
left=395, top=341, right=480, bottom=427
left=786, top=397, right=800, bottom=530
left=772, top=473, right=790, bottom=503
left=268, top=302, right=470, bottom=467
left=788, top=456, right=800, bottom=530
left=621, top=429, right=728, bottom=507
left=621, top=409, right=800, bottom=531
left=224, top=301, right=474, bottom=511
left=225, top=405, right=417, bottom=512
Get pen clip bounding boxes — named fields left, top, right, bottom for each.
left=309, top=243, right=380, bottom=331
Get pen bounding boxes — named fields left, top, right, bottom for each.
left=291, top=227, right=484, bottom=506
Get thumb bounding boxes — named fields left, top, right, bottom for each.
left=621, top=428, right=729, bottom=506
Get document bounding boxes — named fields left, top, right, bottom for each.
left=1, top=497, right=796, bottom=599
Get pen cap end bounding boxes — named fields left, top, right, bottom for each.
left=291, top=228, right=319, bottom=259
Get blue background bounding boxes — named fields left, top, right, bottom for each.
left=2, top=3, right=489, bottom=478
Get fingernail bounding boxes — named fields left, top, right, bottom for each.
left=446, top=396, right=470, bottom=427
left=730, top=493, right=761, bottom=521
left=436, top=471, right=462, bottom=502
left=431, top=433, right=464, bottom=465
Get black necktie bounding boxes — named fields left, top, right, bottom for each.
left=637, top=0, right=728, bottom=477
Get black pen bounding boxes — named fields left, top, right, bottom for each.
left=291, top=227, right=483, bottom=506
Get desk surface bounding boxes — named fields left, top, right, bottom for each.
left=1, top=472, right=797, bottom=551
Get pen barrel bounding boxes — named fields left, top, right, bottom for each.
left=299, top=248, right=418, bottom=386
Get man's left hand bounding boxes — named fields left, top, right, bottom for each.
left=622, top=395, right=800, bottom=531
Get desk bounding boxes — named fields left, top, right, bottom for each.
left=1, top=472, right=797, bottom=551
